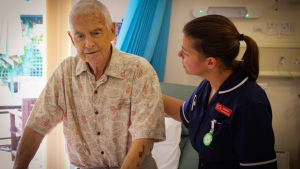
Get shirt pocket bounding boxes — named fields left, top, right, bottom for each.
left=213, top=120, right=230, bottom=139
left=99, top=95, right=125, bottom=116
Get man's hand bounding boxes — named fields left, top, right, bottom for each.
left=13, top=126, right=45, bottom=169
left=121, top=138, right=154, bottom=169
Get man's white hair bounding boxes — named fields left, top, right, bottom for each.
left=68, top=0, right=112, bottom=32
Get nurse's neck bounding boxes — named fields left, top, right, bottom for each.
left=207, top=68, right=233, bottom=102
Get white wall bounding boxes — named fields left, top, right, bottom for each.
left=70, top=0, right=300, bottom=168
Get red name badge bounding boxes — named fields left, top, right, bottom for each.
left=215, top=103, right=232, bottom=117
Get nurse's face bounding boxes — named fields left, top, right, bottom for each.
left=178, top=33, right=208, bottom=76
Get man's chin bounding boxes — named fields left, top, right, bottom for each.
left=86, top=59, right=101, bottom=65
left=80, top=55, right=102, bottom=63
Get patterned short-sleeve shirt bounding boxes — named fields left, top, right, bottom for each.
left=26, top=45, right=166, bottom=168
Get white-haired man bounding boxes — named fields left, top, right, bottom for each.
left=13, top=0, right=165, bottom=168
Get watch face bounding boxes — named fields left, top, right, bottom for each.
left=203, top=133, right=213, bottom=146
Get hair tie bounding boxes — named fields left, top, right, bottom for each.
left=239, top=34, right=244, bottom=41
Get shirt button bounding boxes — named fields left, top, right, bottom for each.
left=97, top=132, right=100, bottom=135
left=101, top=151, right=104, bottom=155
left=94, top=90, right=98, bottom=94
left=95, top=111, right=98, bottom=115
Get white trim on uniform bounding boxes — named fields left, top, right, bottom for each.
left=240, top=158, right=277, bottom=166
left=219, top=77, right=249, bottom=94
left=182, top=102, right=189, bottom=123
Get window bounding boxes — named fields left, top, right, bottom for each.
left=0, top=1, right=46, bottom=168
left=0, top=14, right=45, bottom=98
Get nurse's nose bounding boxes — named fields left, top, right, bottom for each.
left=178, top=50, right=184, bottom=58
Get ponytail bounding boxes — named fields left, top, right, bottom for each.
left=242, top=35, right=259, bottom=82
left=183, top=15, right=260, bottom=81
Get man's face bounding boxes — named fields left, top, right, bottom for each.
left=68, top=10, right=115, bottom=65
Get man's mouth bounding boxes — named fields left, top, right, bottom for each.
left=86, top=51, right=99, bottom=54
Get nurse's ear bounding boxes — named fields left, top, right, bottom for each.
left=206, top=57, right=217, bottom=70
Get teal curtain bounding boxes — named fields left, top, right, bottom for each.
left=116, top=0, right=172, bottom=82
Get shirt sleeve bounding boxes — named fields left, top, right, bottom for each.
left=230, top=103, right=277, bottom=168
left=128, top=63, right=166, bottom=142
left=26, top=65, right=65, bottom=136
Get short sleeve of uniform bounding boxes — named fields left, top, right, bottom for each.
left=128, top=61, right=166, bottom=142
left=180, top=81, right=206, bottom=129
left=180, top=93, right=194, bottom=129
left=230, top=103, right=277, bottom=168
left=26, top=64, right=66, bottom=136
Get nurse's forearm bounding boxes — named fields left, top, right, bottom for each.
left=162, top=94, right=183, bottom=122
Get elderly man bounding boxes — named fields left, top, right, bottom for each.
left=13, top=0, right=165, bottom=168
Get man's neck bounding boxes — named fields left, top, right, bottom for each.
left=88, top=47, right=112, bottom=81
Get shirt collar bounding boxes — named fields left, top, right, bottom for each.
left=75, top=55, right=87, bottom=76
left=75, top=44, right=125, bottom=78
left=218, top=64, right=249, bottom=94
left=104, top=45, right=125, bottom=78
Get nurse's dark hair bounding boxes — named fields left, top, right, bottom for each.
left=183, top=15, right=259, bottom=81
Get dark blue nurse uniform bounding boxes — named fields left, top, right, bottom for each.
left=180, top=66, right=277, bottom=169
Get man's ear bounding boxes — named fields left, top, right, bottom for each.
left=68, top=31, right=75, bottom=46
left=110, top=22, right=116, bottom=41
left=207, top=57, right=217, bottom=69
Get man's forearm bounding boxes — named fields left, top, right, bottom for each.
left=121, top=138, right=154, bottom=169
left=13, top=126, right=45, bottom=169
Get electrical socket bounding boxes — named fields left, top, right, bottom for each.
left=266, top=22, right=292, bottom=35
left=280, top=56, right=285, bottom=64
left=263, top=22, right=293, bottom=38
left=281, top=22, right=292, bottom=34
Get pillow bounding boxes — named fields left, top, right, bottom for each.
left=152, top=117, right=182, bottom=169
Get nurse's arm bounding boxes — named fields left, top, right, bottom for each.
left=162, top=94, right=183, bottom=122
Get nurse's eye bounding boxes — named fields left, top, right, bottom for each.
left=182, top=50, right=189, bottom=56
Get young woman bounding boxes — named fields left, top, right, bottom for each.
left=163, top=15, right=277, bottom=169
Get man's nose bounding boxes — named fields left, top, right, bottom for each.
left=85, top=36, right=95, bottom=48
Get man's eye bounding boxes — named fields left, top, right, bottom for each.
left=93, top=32, right=101, bottom=36
left=76, top=35, right=84, bottom=39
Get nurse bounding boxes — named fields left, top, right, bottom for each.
left=163, top=15, right=277, bottom=169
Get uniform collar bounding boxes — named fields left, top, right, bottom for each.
left=218, top=64, right=249, bottom=95
left=75, top=44, right=125, bottom=79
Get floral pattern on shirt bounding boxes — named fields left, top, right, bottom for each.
left=26, top=45, right=166, bottom=168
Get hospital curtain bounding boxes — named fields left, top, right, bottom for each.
left=46, top=0, right=71, bottom=169
left=116, top=0, right=172, bottom=82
